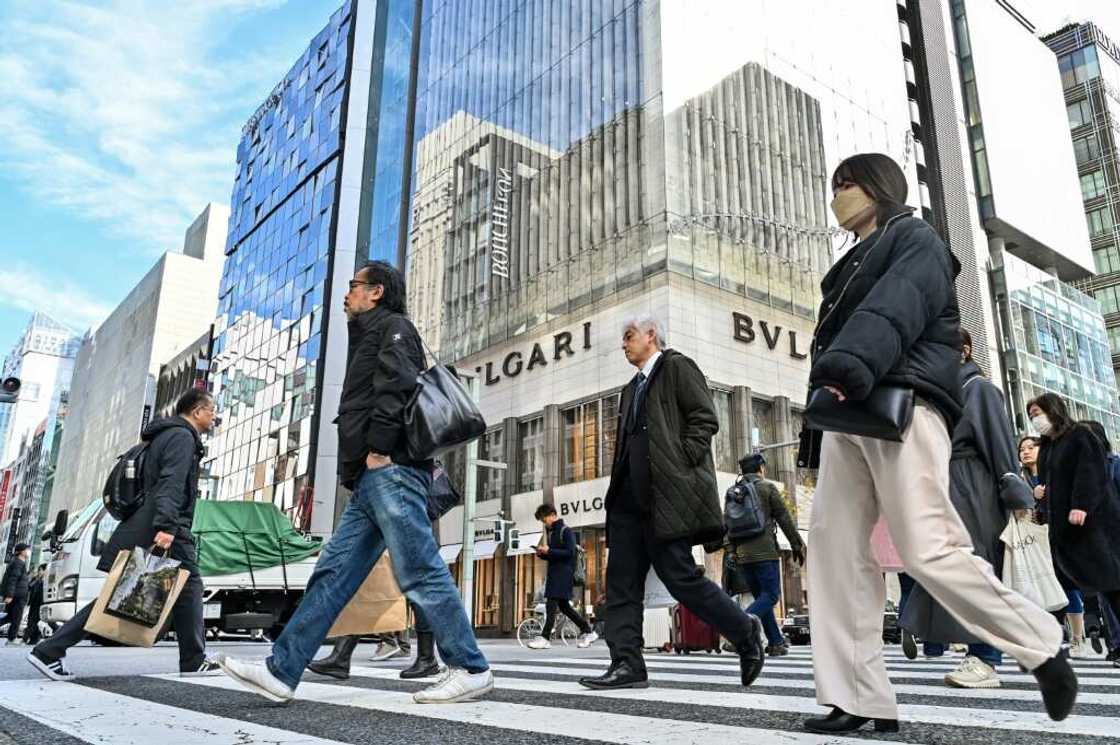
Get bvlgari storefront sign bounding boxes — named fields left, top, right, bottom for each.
left=476, top=322, right=593, bottom=386
left=490, top=167, right=513, bottom=279
left=732, top=312, right=808, bottom=360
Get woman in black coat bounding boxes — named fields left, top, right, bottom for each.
left=527, top=504, right=595, bottom=650
left=1028, top=394, right=1120, bottom=625
left=799, top=153, right=1071, bottom=734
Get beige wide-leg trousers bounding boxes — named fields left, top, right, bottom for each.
left=807, top=403, right=1062, bottom=720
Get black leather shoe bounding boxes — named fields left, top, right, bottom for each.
left=902, top=630, right=917, bottom=660
left=400, top=631, right=441, bottom=679
left=307, top=635, right=358, bottom=680
left=765, top=644, right=789, bottom=657
left=1033, top=649, right=1078, bottom=721
left=737, top=614, right=766, bottom=686
left=804, top=707, right=899, bottom=734
left=578, top=662, right=648, bottom=690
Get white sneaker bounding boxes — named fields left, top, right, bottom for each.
left=216, top=655, right=294, bottom=703
left=370, top=641, right=407, bottom=661
left=944, top=655, right=1001, bottom=689
left=27, top=651, right=74, bottom=681
left=527, top=637, right=552, bottom=650
left=180, top=659, right=223, bottom=677
left=577, top=631, right=599, bottom=649
left=1069, top=640, right=1089, bottom=659
left=413, top=667, right=494, bottom=703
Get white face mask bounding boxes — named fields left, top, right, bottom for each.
left=1032, top=414, right=1052, bottom=436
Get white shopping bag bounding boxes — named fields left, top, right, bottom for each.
left=999, top=516, right=1068, bottom=612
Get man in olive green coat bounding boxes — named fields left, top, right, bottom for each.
left=724, top=454, right=806, bottom=656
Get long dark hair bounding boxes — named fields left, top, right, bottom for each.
left=1026, top=393, right=1075, bottom=439
left=1017, top=435, right=1040, bottom=475
left=361, top=260, right=407, bottom=315
left=1079, top=420, right=1112, bottom=453
left=831, top=153, right=912, bottom=227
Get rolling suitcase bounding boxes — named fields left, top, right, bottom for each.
left=672, top=603, right=721, bottom=654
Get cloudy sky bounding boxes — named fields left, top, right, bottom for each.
left=0, top=0, right=340, bottom=351
left=2, top=0, right=1120, bottom=356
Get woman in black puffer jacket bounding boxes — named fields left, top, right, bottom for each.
left=800, top=154, right=1072, bottom=735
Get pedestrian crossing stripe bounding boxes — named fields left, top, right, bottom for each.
left=170, top=674, right=916, bottom=745
left=0, top=678, right=344, bottom=745
left=336, top=663, right=1119, bottom=738
left=485, top=662, right=1120, bottom=706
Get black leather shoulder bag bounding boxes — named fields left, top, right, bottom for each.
left=404, top=338, right=488, bottom=460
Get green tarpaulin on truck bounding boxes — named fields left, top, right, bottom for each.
left=192, top=501, right=322, bottom=577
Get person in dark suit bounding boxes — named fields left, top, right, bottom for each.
left=577, top=314, right=765, bottom=691
left=527, top=503, right=596, bottom=650
left=23, top=564, right=46, bottom=645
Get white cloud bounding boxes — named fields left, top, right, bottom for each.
left=0, top=0, right=299, bottom=254
left=0, top=264, right=113, bottom=333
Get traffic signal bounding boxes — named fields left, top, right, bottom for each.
left=493, top=518, right=505, bottom=544
left=506, top=527, right=520, bottom=552
left=0, top=377, right=19, bottom=404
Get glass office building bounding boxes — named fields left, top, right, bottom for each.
left=408, top=0, right=920, bottom=632
left=206, top=0, right=417, bottom=533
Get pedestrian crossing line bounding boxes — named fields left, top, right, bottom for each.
left=165, top=674, right=913, bottom=745
left=485, top=663, right=1120, bottom=706
left=785, top=649, right=1120, bottom=668
left=0, top=678, right=344, bottom=745
left=534, top=656, right=1120, bottom=687
left=346, top=667, right=1119, bottom=737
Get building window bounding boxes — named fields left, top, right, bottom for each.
left=711, top=389, right=736, bottom=472
left=1081, top=170, right=1107, bottom=200
left=1059, top=46, right=1101, bottom=89
left=1073, top=134, right=1101, bottom=164
left=1087, top=206, right=1114, bottom=236
left=561, top=394, right=620, bottom=484
left=1096, top=285, right=1120, bottom=316
left=1107, top=325, right=1120, bottom=355
left=477, top=428, right=504, bottom=502
left=518, top=417, right=544, bottom=492
left=601, top=393, right=620, bottom=476
left=1067, top=98, right=1093, bottom=129
left=1095, top=245, right=1120, bottom=275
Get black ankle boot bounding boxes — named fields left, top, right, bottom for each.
left=400, top=631, right=440, bottom=679
left=308, top=635, right=359, bottom=680
left=1033, top=649, right=1078, bottom=721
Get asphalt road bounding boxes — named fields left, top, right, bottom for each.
left=0, top=639, right=1116, bottom=745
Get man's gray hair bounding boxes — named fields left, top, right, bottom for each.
left=621, top=313, right=667, bottom=349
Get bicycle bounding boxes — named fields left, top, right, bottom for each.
left=516, top=602, right=580, bottom=647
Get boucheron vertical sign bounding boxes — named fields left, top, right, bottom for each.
left=490, top=167, right=513, bottom=279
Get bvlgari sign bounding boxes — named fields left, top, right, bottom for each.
left=732, top=312, right=808, bottom=360
left=476, top=322, right=593, bottom=386
left=490, top=167, right=513, bottom=279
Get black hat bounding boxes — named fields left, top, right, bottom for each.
left=13, top=543, right=30, bottom=555
left=739, top=453, right=766, bottom=474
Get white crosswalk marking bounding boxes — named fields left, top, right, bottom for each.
left=0, top=646, right=1115, bottom=744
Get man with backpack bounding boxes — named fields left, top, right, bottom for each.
left=724, top=453, right=805, bottom=656
left=527, top=503, right=597, bottom=649
left=27, top=389, right=217, bottom=680
left=577, top=314, right=765, bottom=691
left=217, top=261, right=492, bottom=705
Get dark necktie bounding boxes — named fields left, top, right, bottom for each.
left=629, top=372, right=647, bottom=429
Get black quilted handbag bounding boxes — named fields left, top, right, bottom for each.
left=404, top=341, right=487, bottom=460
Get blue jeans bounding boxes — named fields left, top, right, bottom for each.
left=267, top=464, right=488, bottom=689
left=743, top=560, right=784, bottom=647
left=923, top=642, right=1001, bottom=667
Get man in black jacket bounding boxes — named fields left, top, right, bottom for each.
left=2, top=543, right=31, bottom=645
left=23, top=564, right=46, bottom=645
left=28, top=389, right=217, bottom=680
left=218, top=261, right=492, bottom=705
left=578, top=314, right=766, bottom=691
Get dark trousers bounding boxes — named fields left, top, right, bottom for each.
left=604, top=508, right=754, bottom=674
left=742, top=560, right=783, bottom=647
left=542, top=597, right=591, bottom=637
left=4, top=598, right=26, bottom=641
left=36, top=570, right=206, bottom=672
left=23, top=604, right=42, bottom=644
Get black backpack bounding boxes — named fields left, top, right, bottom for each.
left=102, top=442, right=149, bottom=521
left=724, top=477, right=767, bottom=540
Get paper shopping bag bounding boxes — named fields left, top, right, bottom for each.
left=85, top=547, right=189, bottom=647
left=327, top=554, right=407, bottom=638
left=999, top=516, right=1068, bottom=612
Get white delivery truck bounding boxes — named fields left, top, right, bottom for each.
left=41, top=499, right=322, bottom=641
